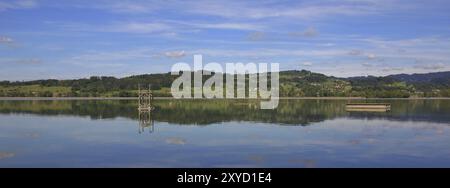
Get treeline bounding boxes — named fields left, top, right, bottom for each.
left=347, top=76, right=413, bottom=98
left=0, top=70, right=449, bottom=98
left=1, top=75, right=173, bottom=88
left=348, top=73, right=450, bottom=98
left=0, top=73, right=179, bottom=97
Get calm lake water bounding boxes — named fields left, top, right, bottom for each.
left=0, top=99, right=449, bottom=167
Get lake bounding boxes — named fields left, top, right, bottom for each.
left=0, top=99, right=449, bottom=167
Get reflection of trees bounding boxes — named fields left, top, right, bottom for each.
left=0, top=100, right=137, bottom=119
left=154, top=99, right=348, bottom=125
left=345, top=99, right=450, bottom=123
left=0, top=99, right=449, bottom=125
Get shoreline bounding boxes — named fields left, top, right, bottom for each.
left=0, top=97, right=450, bottom=101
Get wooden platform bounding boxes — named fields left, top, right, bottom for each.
left=346, top=103, right=391, bottom=112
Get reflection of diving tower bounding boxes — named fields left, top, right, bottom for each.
left=138, top=109, right=154, bottom=134
left=138, top=84, right=154, bottom=133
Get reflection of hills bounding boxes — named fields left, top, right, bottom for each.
left=0, top=99, right=449, bottom=125
left=155, top=100, right=346, bottom=125
left=346, top=100, right=450, bottom=124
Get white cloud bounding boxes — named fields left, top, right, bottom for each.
left=161, top=32, right=178, bottom=38
left=348, top=50, right=363, bottom=56
left=185, top=0, right=386, bottom=20
left=0, top=58, right=41, bottom=65
left=361, top=62, right=373, bottom=67
left=302, top=62, right=313, bottom=66
left=0, top=0, right=37, bottom=11
left=15, top=0, right=36, bottom=8
left=347, top=50, right=376, bottom=60
left=381, top=67, right=404, bottom=72
left=164, top=50, right=186, bottom=58
left=52, top=21, right=172, bottom=34
left=61, top=48, right=154, bottom=68
left=80, top=0, right=403, bottom=21
left=101, top=1, right=159, bottom=14
left=14, top=58, right=41, bottom=64
left=189, top=22, right=264, bottom=31
left=361, top=37, right=450, bottom=62
left=367, top=53, right=376, bottom=59
left=320, top=43, right=336, bottom=47
left=192, top=48, right=349, bottom=58
left=105, top=22, right=172, bottom=34
left=0, top=36, right=14, bottom=44
left=414, top=63, right=446, bottom=70
left=55, top=20, right=263, bottom=36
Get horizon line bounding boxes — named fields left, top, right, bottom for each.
left=1, top=69, right=449, bottom=82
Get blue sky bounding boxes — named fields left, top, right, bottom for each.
left=0, top=0, right=450, bottom=80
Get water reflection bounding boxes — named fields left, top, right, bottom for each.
left=0, top=99, right=448, bottom=125
left=138, top=109, right=154, bottom=134
left=0, top=99, right=449, bottom=167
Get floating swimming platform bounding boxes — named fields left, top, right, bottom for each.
left=345, top=103, right=391, bottom=112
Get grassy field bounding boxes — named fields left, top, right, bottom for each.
left=0, top=85, right=72, bottom=97
left=0, top=85, right=173, bottom=97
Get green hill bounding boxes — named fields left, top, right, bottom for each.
left=0, top=70, right=449, bottom=98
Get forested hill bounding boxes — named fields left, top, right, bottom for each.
left=385, top=71, right=450, bottom=92
left=386, top=71, right=450, bottom=83
left=0, top=70, right=449, bottom=98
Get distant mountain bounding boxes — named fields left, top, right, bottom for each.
left=348, top=71, right=450, bottom=92
left=386, top=71, right=450, bottom=83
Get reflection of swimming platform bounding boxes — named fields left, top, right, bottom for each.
left=346, top=103, right=391, bottom=112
